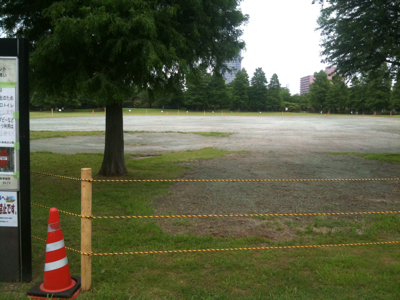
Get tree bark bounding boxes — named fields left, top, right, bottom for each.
left=98, top=102, right=128, bottom=176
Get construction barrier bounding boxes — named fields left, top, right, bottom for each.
left=30, top=169, right=400, bottom=292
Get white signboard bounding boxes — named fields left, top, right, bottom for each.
left=0, top=191, right=18, bottom=227
left=0, top=58, right=18, bottom=190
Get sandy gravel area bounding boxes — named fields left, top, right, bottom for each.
left=31, top=116, right=400, bottom=239
left=31, top=115, right=400, bottom=154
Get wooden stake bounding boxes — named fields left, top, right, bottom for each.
left=81, top=168, right=92, bottom=292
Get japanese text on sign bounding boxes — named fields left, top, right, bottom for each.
left=0, top=59, right=17, bottom=83
left=0, top=88, right=16, bottom=145
left=0, top=192, right=18, bottom=227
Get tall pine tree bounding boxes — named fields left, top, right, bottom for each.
left=248, top=68, right=268, bottom=111
left=231, top=68, right=249, bottom=111
left=309, top=70, right=331, bottom=112
left=1, top=0, right=247, bottom=176
left=267, top=73, right=282, bottom=111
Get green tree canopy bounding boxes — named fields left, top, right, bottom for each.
left=347, top=76, right=367, bottom=113
left=248, top=67, right=268, bottom=111
left=365, top=64, right=392, bottom=113
left=325, top=74, right=348, bottom=113
left=390, top=71, right=400, bottom=111
left=231, top=68, right=249, bottom=111
left=185, top=69, right=210, bottom=111
left=309, top=70, right=330, bottom=111
left=315, top=0, right=400, bottom=79
left=208, top=73, right=229, bottom=111
left=267, top=73, right=281, bottom=111
left=1, top=0, right=248, bottom=175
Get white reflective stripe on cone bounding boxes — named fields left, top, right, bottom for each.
left=46, top=239, right=65, bottom=252
left=44, top=257, right=68, bottom=272
left=47, top=222, right=61, bottom=232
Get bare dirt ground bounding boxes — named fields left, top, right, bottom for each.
left=31, top=116, right=400, bottom=239
left=154, top=152, right=400, bottom=240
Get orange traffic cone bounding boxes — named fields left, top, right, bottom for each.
left=167, top=112, right=169, bottom=115
left=27, top=208, right=80, bottom=299
left=281, top=112, right=283, bottom=116
left=325, top=114, right=327, bottom=117
left=236, top=113, right=238, bottom=116
left=92, top=110, right=94, bottom=115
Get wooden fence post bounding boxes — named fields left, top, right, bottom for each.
left=81, top=168, right=92, bottom=292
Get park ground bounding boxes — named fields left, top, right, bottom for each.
left=2, top=111, right=400, bottom=299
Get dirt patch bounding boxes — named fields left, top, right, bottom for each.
left=154, top=152, right=400, bottom=239
left=157, top=217, right=298, bottom=241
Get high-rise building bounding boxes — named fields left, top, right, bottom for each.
left=299, top=67, right=336, bottom=94
left=300, top=75, right=315, bottom=94
left=223, top=52, right=242, bottom=84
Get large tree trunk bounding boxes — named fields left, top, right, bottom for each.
left=98, top=102, right=127, bottom=176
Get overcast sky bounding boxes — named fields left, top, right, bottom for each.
left=240, top=0, right=327, bottom=95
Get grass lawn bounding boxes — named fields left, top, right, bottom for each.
left=1, top=149, right=400, bottom=299
left=30, top=108, right=400, bottom=118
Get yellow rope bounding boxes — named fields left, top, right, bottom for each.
left=31, top=171, right=400, bottom=183
left=31, top=203, right=82, bottom=218
left=30, top=236, right=400, bottom=256
left=30, top=203, right=400, bottom=220
left=31, top=236, right=81, bottom=254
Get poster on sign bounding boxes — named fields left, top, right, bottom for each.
left=0, top=147, right=16, bottom=189
left=0, top=191, right=18, bottom=227
left=0, top=87, right=16, bottom=146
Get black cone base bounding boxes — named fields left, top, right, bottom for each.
left=27, top=276, right=81, bottom=299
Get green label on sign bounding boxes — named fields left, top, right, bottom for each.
left=0, top=82, right=17, bottom=88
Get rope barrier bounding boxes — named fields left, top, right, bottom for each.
left=31, top=202, right=400, bottom=220
left=31, top=236, right=81, bottom=254
left=31, top=171, right=400, bottom=183
left=31, top=236, right=400, bottom=256
left=31, top=203, right=82, bottom=218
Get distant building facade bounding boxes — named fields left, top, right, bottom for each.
left=299, top=67, right=336, bottom=94
left=300, top=75, right=315, bottom=94
left=223, top=52, right=242, bottom=84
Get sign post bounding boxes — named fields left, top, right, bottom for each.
left=0, top=38, right=31, bottom=282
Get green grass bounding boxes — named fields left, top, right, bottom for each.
left=331, top=152, right=400, bottom=163
left=30, top=131, right=232, bottom=140
left=30, top=131, right=106, bottom=140
left=193, top=132, right=232, bottom=137
left=2, top=149, right=400, bottom=299
left=30, top=108, right=400, bottom=118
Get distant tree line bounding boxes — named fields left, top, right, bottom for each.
left=309, top=63, right=400, bottom=114
left=31, top=64, right=400, bottom=114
